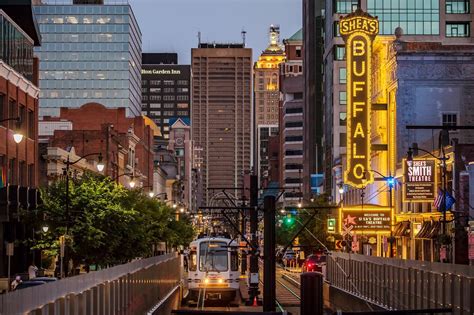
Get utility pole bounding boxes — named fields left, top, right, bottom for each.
left=247, top=175, right=260, bottom=305
left=241, top=198, right=247, bottom=275
left=263, top=195, right=276, bottom=312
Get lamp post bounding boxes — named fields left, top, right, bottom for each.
left=0, top=117, right=23, bottom=144
left=62, top=152, right=103, bottom=278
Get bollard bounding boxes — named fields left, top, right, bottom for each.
left=300, top=272, right=323, bottom=315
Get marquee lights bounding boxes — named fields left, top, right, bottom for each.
left=341, top=11, right=379, bottom=188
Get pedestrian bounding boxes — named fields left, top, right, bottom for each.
left=28, top=261, right=38, bottom=279
left=11, top=276, right=22, bottom=290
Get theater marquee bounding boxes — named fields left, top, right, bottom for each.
left=403, top=158, right=437, bottom=202
left=340, top=10, right=379, bottom=188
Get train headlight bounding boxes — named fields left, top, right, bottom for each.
left=217, top=278, right=223, bottom=284
left=204, top=278, right=210, bottom=284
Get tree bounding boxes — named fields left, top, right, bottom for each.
left=29, top=173, right=195, bottom=270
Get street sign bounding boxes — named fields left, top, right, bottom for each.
left=6, top=242, right=13, bottom=256
left=335, top=240, right=343, bottom=250
left=59, top=235, right=65, bottom=258
left=403, top=158, right=437, bottom=202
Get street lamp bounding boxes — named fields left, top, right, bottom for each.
left=42, top=225, right=49, bottom=233
left=0, top=117, right=23, bottom=144
left=148, top=191, right=154, bottom=198
left=129, top=179, right=136, bottom=188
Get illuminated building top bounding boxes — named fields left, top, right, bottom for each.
left=255, top=25, right=286, bottom=70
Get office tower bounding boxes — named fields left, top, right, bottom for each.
left=192, top=43, right=252, bottom=203
left=279, top=30, right=304, bottom=203
left=254, top=26, right=285, bottom=187
left=303, top=0, right=325, bottom=197
left=141, top=53, right=191, bottom=142
left=33, top=0, right=142, bottom=117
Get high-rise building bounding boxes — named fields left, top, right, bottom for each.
left=303, top=0, right=325, bottom=197
left=33, top=0, right=142, bottom=117
left=192, top=43, right=252, bottom=203
left=279, top=30, right=304, bottom=203
left=141, top=53, right=190, bottom=143
left=324, top=0, right=474, bottom=199
left=254, top=26, right=285, bottom=187
left=0, top=0, right=41, bottom=276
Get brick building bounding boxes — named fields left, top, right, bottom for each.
left=0, top=2, right=41, bottom=276
left=40, top=103, right=155, bottom=189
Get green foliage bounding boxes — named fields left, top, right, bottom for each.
left=28, top=173, right=195, bottom=268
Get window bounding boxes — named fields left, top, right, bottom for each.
left=0, top=94, right=4, bottom=126
left=177, top=80, right=188, bottom=85
left=177, top=87, right=189, bottom=93
left=150, top=80, right=161, bottom=86
left=9, top=158, right=15, bottom=184
left=199, top=242, right=228, bottom=272
left=334, top=22, right=341, bottom=37
left=446, top=22, right=470, bottom=37
left=28, top=110, right=34, bottom=139
left=294, top=92, right=303, bottom=100
left=285, top=121, right=303, bottom=128
left=177, top=95, right=189, bottom=101
left=164, top=103, right=174, bottom=108
left=19, top=105, right=26, bottom=136
left=150, top=103, right=161, bottom=108
left=177, top=103, right=189, bottom=109
left=28, top=164, right=34, bottom=186
left=175, top=149, right=184, bottom=157
left=149, top=88, right=161, bottom=93
left=334, top=46, right=345, bottom=60
left=285, top=108, right=303, bottom=114
left=8, top=100, right=16, bottom=129
left=285, top=164, right=303, bottom=170
left=442, top=113, right=457, bottom=126
left=367, top=0, right=440, bottom=35
left=177, top=111, right=189, bottom=116
left=339, top=68, right=347, bottom=84
left=285, top=136, right=303, bottom=142
left=340, top=133, right=347, bottom=147
left=334, top=0, right=359, bottom=14
left=163, top=111, right=174, bottom=116
left=296, top=47, right=302, bottom=57
left=339, top=91, right=347, bottom=105
left=150, top=95, right=161, bottom=101
left=163, top=80, right=174, bottom=86
left=285, top=178, right=302, bottom=184
left=446, top=1, right=470, bottom=14
left=164, top=88, right=174, bottom=93
left=339, top=112, right=347, bottom=126
left=285, top=150, right=303, bottom=156
left=163, top=95, right=175, bottom=101
left=142, top=80, right=148, bottom=86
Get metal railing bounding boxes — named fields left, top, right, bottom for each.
left=326, top=252, right=473, bottom=315
left=0, top=253, right=180, bottom=315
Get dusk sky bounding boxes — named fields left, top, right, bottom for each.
left=132, top=0, right=302, bottom=64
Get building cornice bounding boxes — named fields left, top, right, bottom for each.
left=0, top=60, right=39, bottom=98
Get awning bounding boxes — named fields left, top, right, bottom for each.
left=415, top=221, right=432, bottom=239
left=426, top=221, right=441, bottom=239
left=393, top=221, right=411, bottom=237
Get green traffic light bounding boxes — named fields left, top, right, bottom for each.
left=285, top=216, right=294, bottom=225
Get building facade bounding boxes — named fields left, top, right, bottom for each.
left=191, top=43, right=252, bottom=203
left=33, top=0, right=142, bottom=117
left=40, top=103, right=155, bottom=190
left=279, top=30, right=304, bottom=202
left=141, top=53, right=191, bottom=142
left=0, top=1, right=41, bottom=276
left=324, top=0, right=474, bottom=199
left=254, top=26, right=285, bottom=187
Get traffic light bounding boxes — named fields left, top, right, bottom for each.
left=284, top=214, right=295, bottom=226
left=386, top=176, right=395, bottom=188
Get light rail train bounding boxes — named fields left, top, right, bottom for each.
left=186, top=235, right=240, bottom=304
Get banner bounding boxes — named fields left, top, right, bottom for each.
left=403, top=158, right=437, bottom=202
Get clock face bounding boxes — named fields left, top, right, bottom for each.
left=176, top=137, right=184, bottom=146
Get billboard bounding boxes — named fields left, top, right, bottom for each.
left=340, top=209, right=391, bottom=232
left=403, top=159, right=437, bottom=202
left=340, top=10, right=379, bottom=188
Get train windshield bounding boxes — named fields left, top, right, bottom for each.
left=199, top=241, right=228, bottom=272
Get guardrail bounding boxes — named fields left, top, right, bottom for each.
left=326, top=252, right=473, bottom=315
left=0, top=253, right=180, bottom=315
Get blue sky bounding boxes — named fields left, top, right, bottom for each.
left=131, top=0, right=302, bottom=64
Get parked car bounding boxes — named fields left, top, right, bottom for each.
left=282, top=250, right=296, bottom=267
left=301, top=253, right=327, bottom=273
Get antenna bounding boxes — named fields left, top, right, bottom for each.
left=198, top=31, right=201, bottom=46
left=241, top=28, right=247, bottom=47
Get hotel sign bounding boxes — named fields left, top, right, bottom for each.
left=340, top=11, right=379, bottom=188
left=403, top=159, right=437, bottom=202
left=141, top=69, right=181, bottom=75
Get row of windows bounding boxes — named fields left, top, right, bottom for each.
left=0, top=95, right=35, bottom=139
left=144, top=103, right=189, bottom=109
left=41, top=70, right=129, bottom=80
left=39, top=61, right=129, bottom=71
left=285, top=150, right=304, bottom=156
left=446, top=0, right=470, bottom=14
left=285, top=121, right=303, bottom=128
left=42, top=33, right=129, bottom=43
left=35, top=5, right=131, bottom=15
left=40, top=98, right=133, bottom=109
left=285, top=107, right=303, bottom=114
left=285, top=136, right=303, bottom=142
left=39, top=23, right=131, bottom=34
left=142, top=80, right=189, bottom=86
left=285, top=164, right=303, bottom=170
left=39, top=89, right=129, bottom=99
left=143, top=95, right=181, bottom=101
left=258, top=107, right=277, bottom=113
left=0, top=156, right=36, bottom=187
left=40, top=79, right=130, bottom=89
left=36, top=15, right=129, bottom=25
left=257, top=114, right=278, bottom=121
left=146, top=110, right=189, bottom=117
left=39, top=42, right=130, bottom=53
left=36, top=51, right=130, bottom=62
left=446, top=22, right=470, bottom=37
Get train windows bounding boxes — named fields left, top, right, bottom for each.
left=200, top=242, right=228, bottom=272
left=189, top=250, right=197, bottom=271
left=230, top=250, right=238, bottom=271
